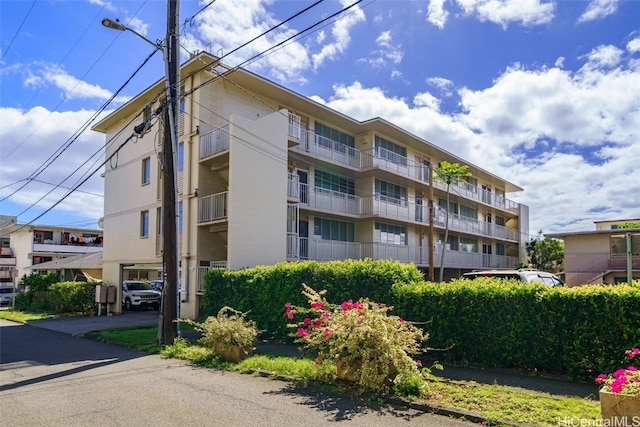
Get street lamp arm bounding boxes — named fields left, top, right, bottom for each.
left=101, top=18, right=163, bottom=50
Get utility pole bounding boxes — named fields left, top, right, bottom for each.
left=159, top=0, right=180, bottom=345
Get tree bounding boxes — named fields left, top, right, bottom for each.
left=434, top=161, right=471, bottom=282
left=526, top=230, right=564, bottom=272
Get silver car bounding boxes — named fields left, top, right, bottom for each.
left=122, top=281, right=161, bottom=310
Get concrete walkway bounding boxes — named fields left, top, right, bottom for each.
left=26, top=311, right=600, bottom=399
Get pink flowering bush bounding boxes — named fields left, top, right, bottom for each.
left=595, top=348, right=640, bottom=396
left=285, top=284, right=433, bottom=392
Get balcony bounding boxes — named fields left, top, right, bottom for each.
left=197, top=261, right=228, bottom=292
left=287, top=173, right=299, bottom=200
left=286, top=237, right=518, bottom=269
left=200, top=124, right=230, bottom=159
left=289, top=123, right=519, bottom=213
left=198, top=191, right=228, bottom=224
left=297, top=184, right=519, bottom=241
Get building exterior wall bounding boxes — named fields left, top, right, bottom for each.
left=93, top=53, right=529, bottom=319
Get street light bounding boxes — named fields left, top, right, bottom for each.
left=102, top=3, right=181, bottom=345
left=101, top=18, right=161, bottom=50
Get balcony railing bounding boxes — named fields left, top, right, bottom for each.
left=287, top=173, right=299, bottom=199
left=198, top=191, right=228, bottom=224
left=287, top=237, right=518, bottom=268
left=197, top=261, right=228, bottom=292
left=32, top=244, right=102, bottom=254
left=297, top=184, right=519, bottom=241
left=289, top=123, right=519, bottom=212
left=200, top=124, right=230, bottom=159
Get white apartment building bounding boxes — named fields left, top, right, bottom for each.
left=93, top=52, right=529, bottom=319
left=0, top=215, right=103, bottom=286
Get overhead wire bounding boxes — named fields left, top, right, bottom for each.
left=0, top=48, right=160, bottom=205
left=2, top=1, right=149, bottom=161
left=0, top=0, right=37, bottom=62
left=7, top=0, right=365, bottom=224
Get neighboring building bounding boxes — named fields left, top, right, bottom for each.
left=547, top=219, right=640, bottom=286
left=0, top=216, right=103, bottom=286
left=26, top=252, right=103, bottom=283
left=0, top=216, right=17, bottom=288
left=93, top=52, right=529, bottom=319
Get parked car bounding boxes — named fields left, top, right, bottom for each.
left=0, top=286, right=15, bottom=307
left=148, top=280, right=164, bottom=291
left=122, top=280, right=161, bottom=310
left=460, top=269, right=564, bottom=287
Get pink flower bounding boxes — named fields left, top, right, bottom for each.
left=398, top=317, right=405, bottom=323
left=341, top=300, right=354, bottom=310
left=353, top=301, right=364, bottom=310
left=613, top=369, right=626, bottom=378
left=310, top=301, right=324, bottom=309
left=595, top=374, right=608, bottom=384
left=284, top=302, right=292, bottom=308
left=322, top=328, right=334, bottom=338
left=626, top=348, right=640, bottom=360
left=303, top=317, right=311, bottom=326
left=416, top=360, right=422, bottom=367
left=284, top=307, right=297, bottom=320
left=297, top=328, right=309, bottom=337
left=628, top=366, right=638, bottom=372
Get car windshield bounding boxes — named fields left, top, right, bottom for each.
left=126, top=282, right=154, bottom=291
left=463, top=273, right=520, bottom=280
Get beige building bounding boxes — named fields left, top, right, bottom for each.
left=0, top=216, right=103, bottom=286
left=548, top=219, right=640, bottom=286
left=93, top=52, right=529, bottom=319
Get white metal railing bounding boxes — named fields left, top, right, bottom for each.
left=200, top=124, right=230, bottom=159
left=198, top=191, right=228, bottom=223
left=287, top=237, right=518, bottom=268
left=287, top=173, right=299, bottom=199
left=300, top=184, right=360, bottom=215
left=197, top=261, right=228, bottom=292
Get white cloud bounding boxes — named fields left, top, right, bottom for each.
left=190, top=0, right=311, bottom=83
left=311, top=0, right=366, bottom=70
left=581, top=44, right=623, bottom=69
left=427, top=77, right=454, bottom=96
left=0, top=107, right=106, bottom=223
left=627, top=36, right=640, bottom=54
left=20, top=63, right=130, bottom=104
left=312, top=44, right=640, bottom=234
left=578, top=0, right=619, bottom=23
left=427, top=0, right=449, bottom=28
left=454, top=0, right=555, bottom=28
left=364, top=31, right=404, bottom=68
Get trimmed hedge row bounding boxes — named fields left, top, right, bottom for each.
left=201, top=259, right=423, bottom=338
left=391, top=278, right=640, bottom=379
left=202, top=260, right=639, bottom=379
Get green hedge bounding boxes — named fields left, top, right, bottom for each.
left=47, top=281, right=97, bottom=315
left=202, top=260, right=639, bottom=379
left=391, top=278, right=640, bottom=379
left=201, top=259, right=423, bottom=338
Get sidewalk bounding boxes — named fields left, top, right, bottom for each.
left=26, top=311, right=599, bottom=399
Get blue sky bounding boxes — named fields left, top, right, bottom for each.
left=1, top=0, right=639, bottom=236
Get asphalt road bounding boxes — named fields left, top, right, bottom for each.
left=0, top=320, right=476, bottom=427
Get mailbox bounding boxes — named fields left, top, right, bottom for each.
left=95, top=285, right=117, bottom=303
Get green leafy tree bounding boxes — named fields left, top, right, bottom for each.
left=526, top=230, right=564, bottom=272
left=434, top=161, right=471, bottom=282
left=617, top=222, right=640, bottom=229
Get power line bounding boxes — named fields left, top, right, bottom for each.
left=0, top=0, right=36, bottom=62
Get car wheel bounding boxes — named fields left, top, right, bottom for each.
left=124, top=298, right=132, bottom=311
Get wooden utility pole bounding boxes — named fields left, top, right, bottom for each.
left=159, top=0, right=180, bottom=345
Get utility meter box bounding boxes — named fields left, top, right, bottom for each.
left=95, top=285, right=117, bottom=303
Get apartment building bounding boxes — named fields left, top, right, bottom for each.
left=548, top=219, right=640, bottom=286
left=93, top=52, right=529, bottom=319
left=0, top=215, right=103, bottom=286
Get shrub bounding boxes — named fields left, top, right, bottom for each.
left=286, top=284, right=429, bottom=391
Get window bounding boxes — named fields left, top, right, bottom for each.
left=143, top=104, right=152, bottom=122
left=611, top=234, right=640, bottom=256
left=142, top=157, right=151, bottom=185
left=375, top=180, right=406, bottom=205
left=460, top=237, right=478, bottom=253
left=439, top=198, right=458, bottom=215
left=315, top=170, right=355, bottom=195
left=178, top=201, right=183, bottom=232
left=177, top=142, right=184, bottom=173
left=375, top=223, right=406, bottom=245
left=459, top=204, right=477, bottom=220
left=464, top=177, right=478, bottom=192
left=439, top=234, right=458, bottom=251
left=314, top=122, right=355, bottom=151
left=140, top=211, right=149, bottom=238
left=496, top=242, right=505, bottom=256
left=313, top=218, right=354, bottom=241
left=495, top=216, right=506, bottom=227
left=156, top=207, right=162, bottom=235
left=374, top=135, right=406, bottom=165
